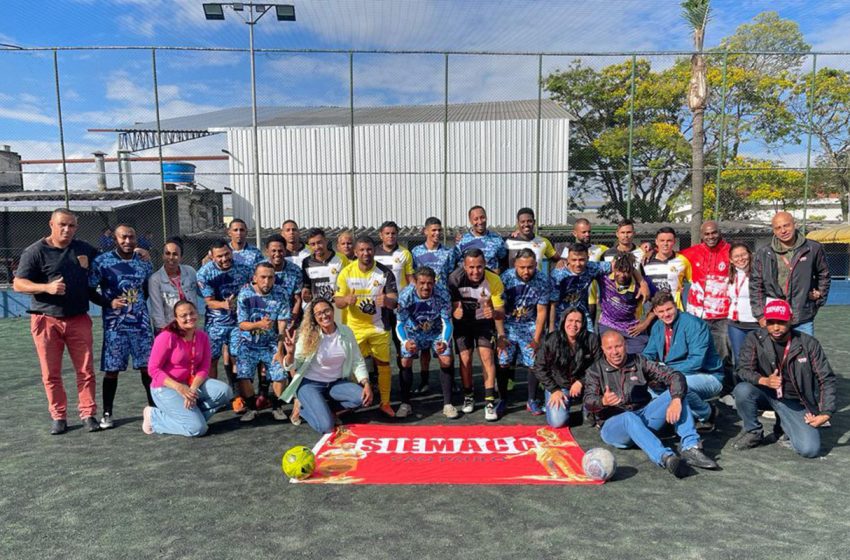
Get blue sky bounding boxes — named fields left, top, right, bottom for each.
left=1, top=0, right=848, bottom=191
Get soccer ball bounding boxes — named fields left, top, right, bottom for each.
left=582, top=447, right=617, bottom=482
left=282, top=445, right=316, bottom=480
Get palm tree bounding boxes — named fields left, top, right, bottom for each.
left=682, top=0, right=710, bottom=244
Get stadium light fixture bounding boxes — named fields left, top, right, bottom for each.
left=202, top=3, right=225, bottom=20
left=201, top=2, right=297, bottom=246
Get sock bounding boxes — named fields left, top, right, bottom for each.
left=484, top=387, right=496, bottom=404
left=496, top=367, right=511, bottom=401
left=399, top=366, right=413, bottom=404
left=102, top=375, right=118, bottom=416
left=258, top=372, right=270, bottom=397
left=140, top=370, right=154, bottom=407
left=224, top=363, right=236, bottom=387
left=246, top=395, right=257, bottom=411
left=527, top=370, right=540, bottom=402
left=439, top=366, right=454, bottom=406
left=377, top=363, right=392, bottom=405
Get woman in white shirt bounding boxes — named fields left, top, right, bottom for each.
left=281, top=299, right=373, bottom=433
left=148, top=238, right=199, bottom=333
left=727, top=242, right=758, bottom=364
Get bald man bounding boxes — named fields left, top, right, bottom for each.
left=750, top=212, right=830, bottom=336
left=583, top=330, right=719, bottom=477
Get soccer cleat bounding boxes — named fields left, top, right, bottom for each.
left=396, top=403, right=413, bottom=418
left=239, top=409, right=258, bottom=423
left=680, top=447, right=720, bottom=470
left=442, top=404, right=459, bottom=419
left=99, top=413, right=114, bottom=430
left=526, top=399, right=544, bottom=416
left=461, top=395, right=475, bottom=414
left=50, top=419, right=67, bottom=435
left=733, top=430, right=764, bottom=450
left=272, top=407, right=289, bottom=422
left=484, top=402, right=498, bottom=422
left=82, top=416, right=101, bottom=432
left=141, top=407, right=154, bottom=434
left=231, top=397, right=247, bottom=415
left=662, top=453, right=685, bottom=479
left=379, top=403, right=396, bottom=418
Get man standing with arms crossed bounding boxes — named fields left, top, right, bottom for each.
left=14, top=208, right=101, bottom=434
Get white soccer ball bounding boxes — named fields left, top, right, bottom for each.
left=582, top=447, right=617, bottom=481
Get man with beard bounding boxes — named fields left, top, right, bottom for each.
left=302, top=228, right=350, bottom=304
left=226, top=218, right=263, bottom=268
left=505, top=208, right=557, bottom=270
left=197, top=240, right=253, bottom=385
left=453, top=206, right=507, bottom=274
left=236, top=263, right=291, bottom=422
left=395, top=267, right=455, bottom=418
left=89, top=224, right=154, bottom=429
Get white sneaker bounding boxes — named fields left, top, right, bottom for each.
left=461, top=395, right=475, bottom=414
left=99, top=413, right=114, bottom=430
left=396, top=403, right=413, bottom=418
left=240, top=409, right=257, bottom=423
left=442, top=404, right=459, bottom=419
left=272, top=407, right=288, bottom=421
left=484, top=403, right=498, bottom=422
left=760, top=410, right=776, bottom=420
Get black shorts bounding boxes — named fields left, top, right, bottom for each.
left=453, top=321, right=496, bottom=352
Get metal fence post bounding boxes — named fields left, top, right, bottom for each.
left=52, top=50, right=69, bottom=208
left=802, top=53, right=818, bottom=235
left=443, top=52, right=449, bottom=243
left=714, top=52, right=728, bottom=220
left=626, top=54, right=637, bottom=219
left=535, top=54, right=543, bottom=226
left=349, top=51, right=356, bottom=228
left=152, top=49, right=168, bottom=242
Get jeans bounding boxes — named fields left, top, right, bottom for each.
left=150, top=378, right=233, bottom=437
left=544, top=389, right=571, bottom=428
left=732, top=381, right=821, bottom=458
left=297, top=378, right=364, bottom=434
left=793, top=321, right=814, bottom=336
left=600, top=391, right=701, bottom=465
left=684, top=373, right=723, bottom=421
left=728, top=324, right=758, bottom=367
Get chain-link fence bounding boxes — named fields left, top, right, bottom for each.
left=2, top=45, right=850, bottom=299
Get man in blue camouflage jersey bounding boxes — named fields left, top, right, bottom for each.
left=410, top=217, right=456, bottom=394
left=263, top=234, right=303, bottom=326
left=197, top=240, right=253, bottom=386
left=395, top=267, right=456, bottom=419
left=236, top=262, right=291, bottom=423
left=549, top=243, right=612, bottom=332
left=498, top=249, right=552, bottom=417
left=453, top=205, right=507, bottom=274
left=227, top=218, right=263, bottom=268
left=89, top=224, right=154, bottom=429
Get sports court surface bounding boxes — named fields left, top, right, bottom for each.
left=1, top=308, right=849, bottom=560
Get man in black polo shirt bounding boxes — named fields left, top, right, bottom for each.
left=13, top=208, right=101, bottom=434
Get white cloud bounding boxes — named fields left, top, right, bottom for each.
left=0, top=93, right=55, bottom=125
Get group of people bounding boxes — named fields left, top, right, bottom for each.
left=15, top=205, right=837, bottom=478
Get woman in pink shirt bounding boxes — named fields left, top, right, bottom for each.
left=142, top=300, right=233, bottom=437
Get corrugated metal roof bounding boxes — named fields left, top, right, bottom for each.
left=0, top=198, right=160, bottom=212
left=115, top=100, right=573, bottom=132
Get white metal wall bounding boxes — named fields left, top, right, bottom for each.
left=228, top=118, right=569, bottom=229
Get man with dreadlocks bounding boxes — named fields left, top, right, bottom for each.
left=597, top=252, right=655, bottom=354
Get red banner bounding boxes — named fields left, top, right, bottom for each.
left=294, top=424, right=603, bottom=485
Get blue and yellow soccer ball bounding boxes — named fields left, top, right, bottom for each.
left=282, top=445, right=316, bottom=480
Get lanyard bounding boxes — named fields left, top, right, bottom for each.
left=731, top=271, right=747, bottom=322
left=186, top=334, right=197, bottom=386
left=775, top=338, right=792, bottom=399
left=168, top=270, right=186, bottom=301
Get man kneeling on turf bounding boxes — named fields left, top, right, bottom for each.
left=732, top=300, right=836, bottom=458
left=584, top=331, right=720, bottom=477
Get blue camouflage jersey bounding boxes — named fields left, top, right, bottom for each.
left=236, top=284, right=291, bottom=348
left=501, top=269, right=552, bottom=327
left=197, top=261, right=253, bottom=328
left=549, top=261, right=611, bottom=324
left=264, top=259, right=304, bottom=306
left=89, top=251, right=153, bottom=331
left=411, top=244, right=456, bottom=288
left=453, top=230, right=507, bottom=271
left=395, top=284, right=453, bottom=343
left=228, top=243, right=264, bottom=269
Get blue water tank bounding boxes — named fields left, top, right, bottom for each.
left=161, top=162, right=196, bottom=184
